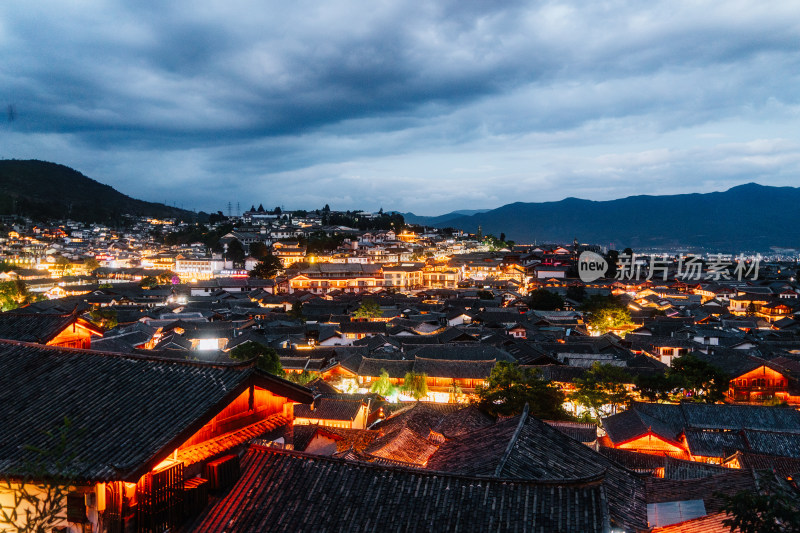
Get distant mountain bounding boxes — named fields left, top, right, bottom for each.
left=0, top=160, right=199, bottom=223
left=434, top=183, right=800, bottom=251
left=402, top=209, right=491, bottom=226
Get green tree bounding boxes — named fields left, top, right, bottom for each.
left=88, top=308, right=118, bottom=330
left=248, top=241, right=269, bottom=259
left=249, top=254, right=283, bottom=279
left=566, top=285, right=587, bottom=302
left=288, top=302, right=305, bottom=322
left=352, top=298, right=382, bottom=319
left=54, top=255, right=72, bottom=276
left=229, top=342, right=283, bottom=375
left=285, top=370, right=315, bottom=385
left=568, top=362, right=632, bottom=420
left=669, top=353, right=729, bottom=403
left=580, top=295, right=634, bottom=334
left=476, top=290, right=495, bottom=300
left=634, top=372, right=683, bottom=402
left=0, top=280, right=35, bottom=311
left=719, top=476, right=800, bottom=533
left=156, top=272, right=175, bottom=285
left=527, top=289, right=564, bottom=310
left=84, top=257, right=100, bottom=273
left=448, top=378, right=463, bottom=404
left=401, top=372, right=429, bottom=401
left=476, top=361, right=572, bottom=420
left=370, top=368, right=395, bottom=397
left=225, top=239, right=246, bottom=266
left=139, top=276, right=158, bottom=289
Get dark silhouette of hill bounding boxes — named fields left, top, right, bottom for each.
left=435, top=184, right=800, bottom=250
left=401, top=209, right=491, bottom=226
left=0, top=160, right=200, bottom=223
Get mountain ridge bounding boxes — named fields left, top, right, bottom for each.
left=0, top=159, right=200, bottom=223
left=425, top=183, right=800, bottom=250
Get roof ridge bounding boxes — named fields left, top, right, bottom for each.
left=249, top=443, right=606, bottom=486
left=0, top=338, right=256, bottom=369
left=494, top=403, right=529, bottom=478
left=413, top=357, right=497, bottom=363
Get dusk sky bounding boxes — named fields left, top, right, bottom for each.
left=1, top=1, right=798, bottom=215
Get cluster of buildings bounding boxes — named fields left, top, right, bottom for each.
left=0, top=209, right=799, bottom=531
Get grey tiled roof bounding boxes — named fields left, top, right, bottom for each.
left=0, top=340, right=312, bottom=482
left=191, top=446, right=611, bottom=533
left=0, top=311, right=85, bottom=343
left=293, top=398, right=363, bottom=422
left=427, top=407, right=647, bottom=531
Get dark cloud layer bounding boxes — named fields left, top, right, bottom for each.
left=1, top=1, right=798, bottom=214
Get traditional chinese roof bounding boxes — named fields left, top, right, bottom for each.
left=433, top=405, right=496, bottom=438
left=0, top=340, right=312, bottom=482
left=426, top=406, right=647, bottom=531
left=602, top=407, right=683, bottom=446
left=176, top=413, right=289, bottom=466
left=337, top=321, right=387, bottom=335
left=646, top=470, right=757, bottom=514
left=603, top=402, right=800, bottom=447
left=0, top=311, right=101, bottom=343
left=598, top=447, right=728, bottom=480
left=294, top=398, right=364, bottom=422
left=189, top=445, right=611, bottom=533
left=405, top=344, right=515, bottom=362
left=364, top=426, right=439, bottom=466
left=683, top=429, right=745, bottom=458
left=376, top=402, right=461, bottom=437
left=545, top=420, right=598, bottom=444
left=412, top=357, right=496, bottom=379
left=357, top=357, right=414, bottom=378
left=649, top=512, right=736, bottom=533
left=727, top=450, right=800, bottom=478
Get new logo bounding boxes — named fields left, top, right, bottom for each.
left=578, top=251, right=608, bottom=283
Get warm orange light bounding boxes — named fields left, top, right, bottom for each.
left=153, top=457, right=180, bottom=472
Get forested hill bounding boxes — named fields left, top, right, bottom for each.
left=0, top=159, right=199, bottom=223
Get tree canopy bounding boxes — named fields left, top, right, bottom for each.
left=568, top=362, right=632, bottom=421
left=225, top=239, right=246, bottom=265
left=565, top=285, right=586, bottom=302
left=370, top=369, right=395, bottom=397
left=527, top=289, right=564, bottom=311
left=719, top=475, right=800, bottom=533
left=0, top=280, right=39, bottom=311
left=249, top=254, right=282, bottom=279
left=579, top=295, right=634, bottom=335
left=229, top=342, right=283, bottom=375
left=84, top=257, right=100, bottom=272
left=288, top=302, right=305, bottom=322
left=634, top=353, right=729, bottom=404
left=248, top=241, right=269, bottom=259
left=139, top=276, right=158, bottom=289
left=352, top=298, right=382, bottom=319
left=401, top=372, right=429, bottom=401
left=88, top=308, right=118, bottom=330
left=476, top=361, right=572, bottom=420
left=670, top=353, right=729, bottom=403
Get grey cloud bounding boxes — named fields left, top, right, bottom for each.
left=1, top=1, right=799, bottom=213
